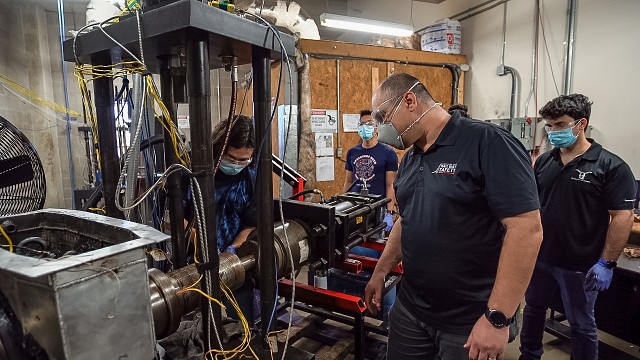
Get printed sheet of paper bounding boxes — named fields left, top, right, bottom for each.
left=342, top=113, right=360, bottom=132
left=314, top=133, right=334, bottom=157
left=316, top=156, right=335, bottom=182
left=311, top=109, right=338, bottom=133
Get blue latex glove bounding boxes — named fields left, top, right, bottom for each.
left=584, top=258, right=613, bottom=291
left=384, top=213, right=394, bottom=232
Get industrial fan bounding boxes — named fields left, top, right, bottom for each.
left=0, top=116, right=46, bottom=215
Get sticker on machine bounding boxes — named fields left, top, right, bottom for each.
left=299, top=239, right=309, bottom=263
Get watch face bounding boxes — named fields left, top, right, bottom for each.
left=487, top=310, right=508, bottom=327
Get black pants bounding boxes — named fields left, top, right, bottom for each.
left=387, top=298, right=470, bottom=360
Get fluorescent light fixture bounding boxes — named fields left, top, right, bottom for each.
left=319, top=13, right=414, bottom=37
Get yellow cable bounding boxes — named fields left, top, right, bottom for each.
left=88, top=207, right=106, bottom=214
left=0, top=73, right=83, bottom=117
left=177, top=288, right=226, bottom=309
left=0, top=225, right=14, bottom=253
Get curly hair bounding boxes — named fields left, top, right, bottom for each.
left=360, top=109, right=372, bottom=118
left=212, top=114, right=255, bottom=160
left=539, top=94, right=593, bottom=124
left=448, top=104, right=469, bottom=118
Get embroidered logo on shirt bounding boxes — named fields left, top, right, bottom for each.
left=432, top=163, right=458, bottom=174
left=571, top=169, right=593, bottom=183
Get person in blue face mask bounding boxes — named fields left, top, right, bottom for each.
left=343, top=110, right=399, bottom=322
left=210, top=114, right=258, bottom=324
left=344, top=110, right=399, bottom=235
left=520, top=94, right=637, bottom=360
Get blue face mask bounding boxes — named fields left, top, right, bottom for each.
left=547, top=124, right=578, bottom=148
left=358, top=125, right=375, bottom=141
left=219, top=161, right=247, bottom=176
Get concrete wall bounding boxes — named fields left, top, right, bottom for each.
left=0, top=0, right=87, bottom=209
left=409, top=0, right=640, bottom=175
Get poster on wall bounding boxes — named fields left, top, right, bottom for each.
left=316, top=156, right=335, bottom=182
left=314, top=133, right=334, bottom=157
left=311, top=109, right=338, bottom=133
left=342, top=114, right=360, bottom=132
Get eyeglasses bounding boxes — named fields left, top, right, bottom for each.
left=371, top=82, right=420, bottom=125
left=544, top=119, right=580, bottom=132
left=358, top=121, right=376, bottom=127
left=222, top=153, right=252, bottom=166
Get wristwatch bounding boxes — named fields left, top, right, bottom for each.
left=484, top=308, right=514, bottom=328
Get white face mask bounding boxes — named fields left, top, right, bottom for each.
left=377, top=102, right=442, bottom=150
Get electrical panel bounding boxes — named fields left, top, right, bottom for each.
left=487, top=117, right=539, bottom=151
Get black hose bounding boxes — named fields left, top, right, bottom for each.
left=288, top=189, right=315, bottom=200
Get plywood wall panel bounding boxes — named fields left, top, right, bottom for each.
left=304, top=57, right=460, bottom=198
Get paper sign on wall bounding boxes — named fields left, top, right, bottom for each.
left=316, top=156, right=335, bottom=182
left=315, top=133, right=334, bottom=157
left=342, top=114, right=360, bottom=132
left=311, top=109, right=338, bottom=133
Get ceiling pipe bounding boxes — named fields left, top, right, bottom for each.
left=563, top=0, right=577, bottom=95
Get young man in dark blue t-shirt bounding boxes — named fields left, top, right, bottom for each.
left=344, top=110, right=398, bottom=215
left=343, top=110, right=398, bottom=322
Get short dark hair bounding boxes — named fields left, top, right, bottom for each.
left=448, top=104, right=469, bottom=118
left=539, top=94, right=593, bottom=124
left=360, top=109, right=372, bottom=118
left=212, top=114, right=255, bottom=159
left=378, top=73, right=433, bottom=102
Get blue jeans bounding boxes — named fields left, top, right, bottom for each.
left=387, top=298, right=470, bottom=360
left=350, top=246, right=396, bottom=323
left=520, top=261, right=598, bottom=360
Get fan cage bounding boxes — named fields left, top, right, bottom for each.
left=0, top=116, right=47, bottom=215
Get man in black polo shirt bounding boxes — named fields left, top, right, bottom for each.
left=363, top=73, right=543, bottom=360
left=519, top=94, right=636, bottom=360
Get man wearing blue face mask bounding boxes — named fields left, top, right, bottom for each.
left=344, top=109, right=399, bottom=323
left=520, top=94, right=637, bottom=360
left=344, top=109, right=399, bottom=232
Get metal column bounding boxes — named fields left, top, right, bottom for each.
left=160, top=57, right=187, bottom=268
left=186, top=31, right=221, bottom=348
left=252, top=45, right=276, bottom=342
left=92, top=53, right=124, bottom=219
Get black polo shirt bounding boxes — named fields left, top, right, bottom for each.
left=394, top=112, right=540, bottom=335
left=535, top=140, right=636, bottom=271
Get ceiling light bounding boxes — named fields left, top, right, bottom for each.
left=319, top=13, right=414, bottom=37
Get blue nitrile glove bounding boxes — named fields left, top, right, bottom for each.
left=584, top=258, right=613, bottom=291
left=384, top=213, right=394, bottom=232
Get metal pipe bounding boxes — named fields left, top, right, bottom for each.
left=449, top=0, right=501, bottom=21
left=91, top=53, right=124, bottom=219
left=524, top=0, right=540, bottom=117
left=186, top=30, right=221, bottom=348
left=457, top=0, right=510, bottom=22
left=159, top=57, right=187, bottom=268
left=500, top=2, right=507, bottom=67
left=563, top=0, right=577, bottom=95
left=252, top=45, right=276, bottom=341
left=503, top=66, right=519, bottom=123
left=336, top=59, right=341, bottom=157
left=309, top=54, right=461, bottom=106
left=56, top=0, right=77, bottom=209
